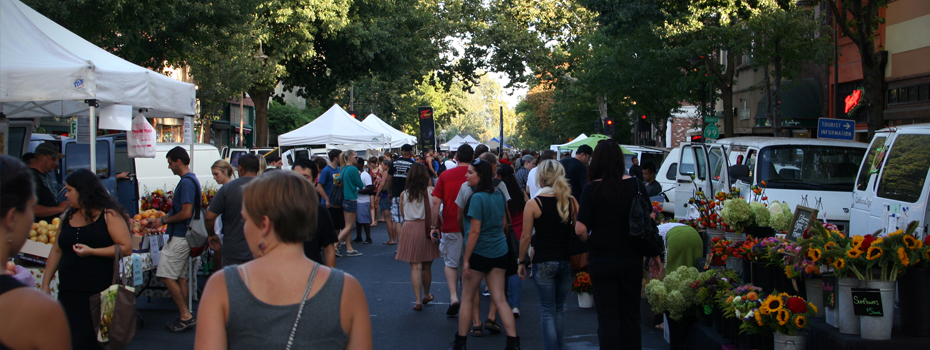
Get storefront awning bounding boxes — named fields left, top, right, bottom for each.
left=755, top=78, right=822, bottom=127
left=233, top=127, right=252, bottom=134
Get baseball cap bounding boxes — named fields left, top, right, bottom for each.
left=401, top=144, right=413, bottom=152
left=521, top=155, right=535, bottom=163
left=35, top=142, right=65, bottom=159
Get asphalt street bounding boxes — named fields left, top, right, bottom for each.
left=126, top=223, right=667, bottom=349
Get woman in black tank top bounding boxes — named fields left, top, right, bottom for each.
left=41, top=169, right=133, bottom=350
left=517, top=159, right=579, bottom=350
left=0, top=155, right=70, bottom=350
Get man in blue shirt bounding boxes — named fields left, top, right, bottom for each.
left=318, top=149, right=344, bottom=256
left=151, top=146, right=199, bottom=332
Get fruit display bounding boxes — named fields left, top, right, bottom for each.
left=140, top=188, right=173, bottom=212
left=131, top=209, right=167, bottom=235
left=30, top=218, right=61, bottom=245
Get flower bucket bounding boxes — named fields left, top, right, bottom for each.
left=837, top=277, right=863, bottom=334
left=666, top=312, right=697, bottom=350
left=804, top=277, right=825, bottom=318
left=725, top=230, right=745, bottom=242
left=577, top=292, right=594, bottom=308
left=751, top=261, right=776, bottom=294
left=726, top=257, right=744, bottom=274
left=860, top=280, right=895, bottom=340
left=772, top=332, right=806, bottom=350
left=707, top=229, right=725, bottom=256
left=899, top=267, right=930, bottom=337
left=825, top=304, right=839, bottom=327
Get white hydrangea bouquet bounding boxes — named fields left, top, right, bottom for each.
left=645, top=266, right=702, bottom=321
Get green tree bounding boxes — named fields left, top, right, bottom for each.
left=810, top=0, right=889, bottom=137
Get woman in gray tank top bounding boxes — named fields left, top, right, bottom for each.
left=195, top=171, right=372, bottom=350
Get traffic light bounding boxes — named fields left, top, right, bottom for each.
left=638, top=115, right=649, bottom=130
left=604, top=117, right=615, bottom=135
left=348, top=110, right=359, bottom=119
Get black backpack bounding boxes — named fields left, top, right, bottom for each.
left=437, top=161, right=447, bottom=176
left=629, top=180, right=664, bottom=257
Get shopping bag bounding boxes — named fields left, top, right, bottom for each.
left=127, top=113, right=156, bottom=158
left=90, top=246, right=137, bottom=350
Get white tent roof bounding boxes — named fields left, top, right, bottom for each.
left=446, top=135, right=464, bottom=145
left=0, top=0, right=196, bottom=118
left=447, top=135, right=481, bottom=149
left=278, top=104, right=391, bottom=147
left=361, top=114, right=416, bottom=148
left=550, top=133, right=588, bottom=151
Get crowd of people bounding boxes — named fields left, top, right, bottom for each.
left=1, top=138, right=675, bottom=350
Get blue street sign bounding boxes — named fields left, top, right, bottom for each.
left=817, top=118, right=855, bottom=140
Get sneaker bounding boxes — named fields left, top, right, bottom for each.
left=512, top=308, right=520, bottom=318
left=364, top=238, right=373, bottom=244
left=482, top=289, right=490, bottom=297
left=166, top=316, right=196, bottom=333
left=335, top=247, right=343, bottom=257
left=347, top=250, right=363, bottom=257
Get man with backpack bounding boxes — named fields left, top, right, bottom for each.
left=319, top=149, right=345, bottom=256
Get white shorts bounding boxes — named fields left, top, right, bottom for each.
left=439, top=232, right=464, bottom=268
left=156, top=236, right=191, bottom=280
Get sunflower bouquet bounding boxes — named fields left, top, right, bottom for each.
left=749, top=293, right=818, bottom=336
left=645, top=266, right=702, bottom=321
left=860, top=221, right=925, bottom=281
left=570, top=271, right=592, bottom=294
left=799, top=220, right=849, bottom=271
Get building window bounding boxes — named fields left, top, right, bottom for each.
left=888, top=83, right=930, bottom=106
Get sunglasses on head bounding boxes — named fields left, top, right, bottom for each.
left=473, top=159, right=481, bottom=165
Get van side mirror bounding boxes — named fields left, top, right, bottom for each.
left=729, top=164, right=751, bottom=183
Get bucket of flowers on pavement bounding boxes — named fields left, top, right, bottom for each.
left=571, top=271, right=593, bottom=308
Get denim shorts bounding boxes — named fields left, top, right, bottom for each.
left=380, top=196, right=392, bottom=210
left=344, top=200, right=358, bottom=213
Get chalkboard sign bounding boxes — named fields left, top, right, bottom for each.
left=851, top=288, right=884, bottom=317
left=822, top=274, right=836, bottom=308
left=789, top=206, right=819, bottom=239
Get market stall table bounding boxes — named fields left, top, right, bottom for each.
left=808, top=318, right=930, bottom=350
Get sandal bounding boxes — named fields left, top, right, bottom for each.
left=422, top=294, right=434, bottom=305
left=413, top=304, right=423, bottom=311
left=469, top=325, right=483, bottom=337
left=485, top=319, right=502, bottom=334
left=166, top=316, right=196, bottom=333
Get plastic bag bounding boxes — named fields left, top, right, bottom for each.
left=127, top=113, right=156, bottom=158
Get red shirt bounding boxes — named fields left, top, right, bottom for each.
left=431, top=165, right=469, bottom=233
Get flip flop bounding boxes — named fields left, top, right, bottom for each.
left=446, top=301, right=461, bottom=316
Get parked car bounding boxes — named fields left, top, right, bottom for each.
left=850, top=124, right=930, bottom=238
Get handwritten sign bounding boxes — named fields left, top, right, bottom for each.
left=851, top=288, right=884, bottom=317
left=790, top=206, right=819, bottom=239
left=822, top=274, right=836, bottom=308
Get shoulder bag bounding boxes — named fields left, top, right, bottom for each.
left=90, top=246, right=137, bottom=350
left=567, top=197, right=589, bottom=271
left=629, top=179, right=665, bottom=257
left=328, top=167, right=345, bottom=208
left=499, top=190, right=520, bottom=277
left=182, top=175, right=208, bottom=253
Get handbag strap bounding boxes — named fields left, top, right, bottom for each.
left=286, top=263, right=320, bottom=350
left=111, top=245, right=127, bottom=286
left=499, top=189, right=512, bottom=235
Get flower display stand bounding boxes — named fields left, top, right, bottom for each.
left=860, top=280, right=895, bottom=340
left=898, top=267, right=930, bottom=337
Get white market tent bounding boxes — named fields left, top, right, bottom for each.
left=446, top=135, right=481, bottom=149
left=0, top=0, right=197, bottom=170
left=440, top=135, right=464, bottom=150
left=361, top=114, right=416, bottom=148
left=278, top=104, right=391, bottom=148
left=550, top=133, right=588, bottom=152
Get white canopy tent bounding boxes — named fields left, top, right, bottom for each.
left=361, top=114, right=416, bottom=148
left=278, top=104, right=391, bottom=149
left=447, top=135, right=481, bottom=149
left=0, top=0, right=197, bottom=170
left=550, top=133, right=588, bottom=152
left=440, top=135, right=464, bottom=150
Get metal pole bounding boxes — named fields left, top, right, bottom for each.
left=89, top=103, right=96, bottom=173
left=833, top=11, right=839, bottom=119
left=239, top=92, right=245, bottom=147
left=499, top=106, right=504, bottom=155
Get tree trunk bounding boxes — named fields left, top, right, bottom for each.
left=862, top=51, right=887, bottom=139
left=249, top=88, right=272, bottom=147
left=764, top=64, right=774, bottom=136
left=707, top=52, right=737, bottom=138
left=773, top=44, right=783, bottom=137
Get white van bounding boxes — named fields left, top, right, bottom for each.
left=850, top=124, right=930, bottom=238
left=114, top=142, right=220, bottom=214
left=657, top=147, right=682, bottom=214
left=669, top=137, right=868, bottom=230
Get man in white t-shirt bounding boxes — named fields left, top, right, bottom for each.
left=443, top=156, right=457, bottom=172
left=527, top=150, right=558, bottom=198
left=353, top=158, right=375, bottom=244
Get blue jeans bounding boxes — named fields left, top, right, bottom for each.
left=508, top=273, right=522, bottom=309
left=532, top=260, right=572, bottom=350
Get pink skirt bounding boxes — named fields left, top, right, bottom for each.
left=396, top=219, right=441, bottom=263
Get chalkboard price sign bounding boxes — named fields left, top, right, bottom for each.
left=851, top=288, right=884, bottom=317
left=790, top=206, right=819, bottom=239
left=822, top=274, right=836, bottom=308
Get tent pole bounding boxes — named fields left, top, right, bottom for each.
left=86, top=100, right=97, bottom=174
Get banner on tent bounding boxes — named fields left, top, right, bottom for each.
left=418, top=107, right=436, bottom=151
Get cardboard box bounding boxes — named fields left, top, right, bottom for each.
left=20, top=239, right=53, bottom=258
left=131, top=234, right=147, bottom=252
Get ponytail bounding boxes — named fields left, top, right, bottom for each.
left=536, top=160, right=572, bottom=223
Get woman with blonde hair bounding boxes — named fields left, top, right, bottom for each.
left=210, top=160, right=236, bottom=269
left=195, top=170, right=372, bottom=349
left=336, top=150, right=363, bottom=256
left=518, top=159, right=578, bottom=350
